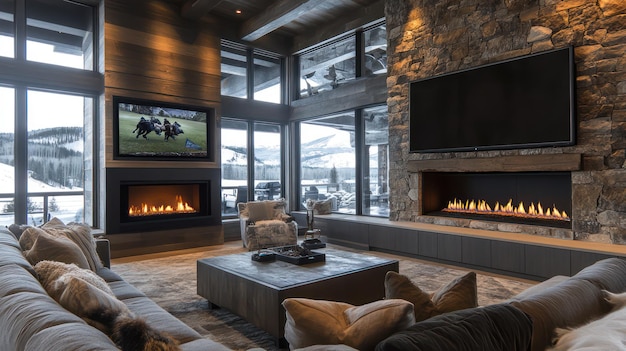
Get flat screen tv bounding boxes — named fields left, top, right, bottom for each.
left=409, top=46, right=576, bottom=153
left=113, top=96, right=212, bottom=161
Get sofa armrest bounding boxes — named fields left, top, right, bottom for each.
left=95, top=238, right=111, bottom=268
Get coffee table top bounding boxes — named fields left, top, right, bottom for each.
left=197, top=248, right=398, bottom=290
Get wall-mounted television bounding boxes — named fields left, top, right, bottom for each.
left=409, top=46, right=576, bottom=153
left=113, top=96, right=213, bottom=161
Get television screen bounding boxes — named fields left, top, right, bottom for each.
left=409, top=47, right=575, bottom=153
left=113, top=96, right=211, bottom=160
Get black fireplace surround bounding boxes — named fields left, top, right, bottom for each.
left=106, top=167, right=221, bottom=234
left=422, top=171, right=572, bottom=228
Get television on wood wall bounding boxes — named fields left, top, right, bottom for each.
left=113, top=96, right=213, bottom=161
left=409, top=46, right=576, bottom=153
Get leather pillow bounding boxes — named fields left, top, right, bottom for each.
left=385, top=271, right=478, bottom=322
left=24, top=231, right=90, bottom=269
left=283, top=297, right=415, bottom=351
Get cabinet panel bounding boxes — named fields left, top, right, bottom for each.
left=326, top=220, right=368, bottom=247
left=462, top=237, right=491, bottom=268
left=368, top=226, right=418, bottom=254
left=437, top=234, right=462, bottom=262
left=570, top=251, right=613, bottom=275
left=491, top=241, right=525, bottom=274
left=525, top=245, right=570, bottom=278
left=417, top=231, right=438, bottom=258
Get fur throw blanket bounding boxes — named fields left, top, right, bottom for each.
left=34, top=261, right=180, bottom=351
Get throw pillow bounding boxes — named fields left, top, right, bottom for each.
left=24, top=232, right=90, bottom=269
left=384, top=271, right=478, bottom=322
left=41, top=221, right=103, bottom=271
left=246, top=201, right=276, bottom=222
left=34, top=260, right=128, bottom=334
left=283, top=298, right=415, bottom=351
left=312, top=198, right=333, bottom=215
left=20, top=218, right=103, bottom=271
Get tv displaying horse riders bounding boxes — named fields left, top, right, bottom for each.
left=114, top=96, right=211, bottom=160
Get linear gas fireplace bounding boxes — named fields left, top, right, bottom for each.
left=121, top=182, right=207, bottom=222
left=422, top=172, right=572, bottom=229
left=105, top=167, right=222, bottom=235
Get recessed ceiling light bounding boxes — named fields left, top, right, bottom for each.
left=235, top=9, right=242, bottom=14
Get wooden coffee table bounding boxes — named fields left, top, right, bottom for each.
left=196, top=248, right=399, bottom=345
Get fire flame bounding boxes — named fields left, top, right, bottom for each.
left=443, top=198, right=569, bottom=221
left=128, top=195, right=196, bottom=216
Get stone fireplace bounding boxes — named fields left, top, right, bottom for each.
left=386, top=0, right=626, bottom=244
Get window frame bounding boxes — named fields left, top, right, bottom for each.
left=0, top=0, right=101, bottom=226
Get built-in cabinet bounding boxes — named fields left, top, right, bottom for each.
left=295, top=214, right=625, bottom=281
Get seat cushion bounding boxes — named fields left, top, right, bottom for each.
left=245, top=220, right=297, bottom=250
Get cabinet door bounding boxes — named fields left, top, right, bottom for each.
left=462, top=237, right=491, bottom=268
left=525, top=245, right=570, bottom=278
left=418, top=231, right=438, bottom=258
left=491, top=241, right=525, bottom=274
left=437, top=234, right=462, bottom=262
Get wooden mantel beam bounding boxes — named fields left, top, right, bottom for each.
left=241, top=0, right=336, bottom=42
left=407, top=154, right=582, bottom=173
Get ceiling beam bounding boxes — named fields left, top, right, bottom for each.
left=181, top=0, right=224, bottom=20
left=240, top=0, right=337, bottom=42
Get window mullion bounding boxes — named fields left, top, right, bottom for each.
left=14, top=0, right=26, bottom=60
left=14, top=87, right=27, bottom=224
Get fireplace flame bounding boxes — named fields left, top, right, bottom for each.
left=128, top=195, right=196, bottom=217
left=444, top=198, right=569, bottom=221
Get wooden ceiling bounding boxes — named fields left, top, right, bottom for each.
left=175, top=0, right=383, bottom=49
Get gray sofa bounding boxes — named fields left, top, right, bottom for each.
left=375, top=257, right=626, bottom=351
left=0, top=226, right=230, bottom=351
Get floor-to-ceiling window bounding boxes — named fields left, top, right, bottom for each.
left=362, top=105, right=389, bottom=216
left=299, top=112, right=356, bottom=213
left=0, top=87, right=15, bottom=225
left=0, top=0, right=99, bottom=227
left=295, top=21, right=388, bottom=217
left=221, top=118, right=284, bottom=218
left=221, top=119, right=249, bottom=216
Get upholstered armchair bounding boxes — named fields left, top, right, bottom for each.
left=237, top=199, right=298, bottom=251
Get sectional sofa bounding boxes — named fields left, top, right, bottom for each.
left=0, top=224, right=230, bottom=351
left=284, top=256, right=626, bottom=351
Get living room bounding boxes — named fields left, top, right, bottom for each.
left=1, top=0, right=626, bottom=350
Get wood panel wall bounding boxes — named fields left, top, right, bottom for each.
left=103, top=0, right=221, bottom=169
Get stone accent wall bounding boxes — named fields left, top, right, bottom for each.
left=385, top=0, right=626, bottom=244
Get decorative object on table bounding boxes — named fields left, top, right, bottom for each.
left=302, top=206, right=326, bottom=249
left=271, top=245, right=325, bottom=265
left=251, top=249, right=276, bottom=262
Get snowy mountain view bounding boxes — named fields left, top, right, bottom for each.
left=0, top=128, right=85, bottom=227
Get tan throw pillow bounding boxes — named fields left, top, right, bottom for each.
left=41, top=221, right=103, bottom=271
left=247, top=201, right=276, bottom=222
left=385, top=271, right=478, bottom=322
left=24, top=231, right=90, bottom=269
left=283, top=298, right=415, bottom=351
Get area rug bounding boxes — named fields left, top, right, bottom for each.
left=111, top=242, right=536, bottom=351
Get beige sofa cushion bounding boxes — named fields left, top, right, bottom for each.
left=283, top=297, right=415, bottom=351
left=384, top=271, right=478, bottom=322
